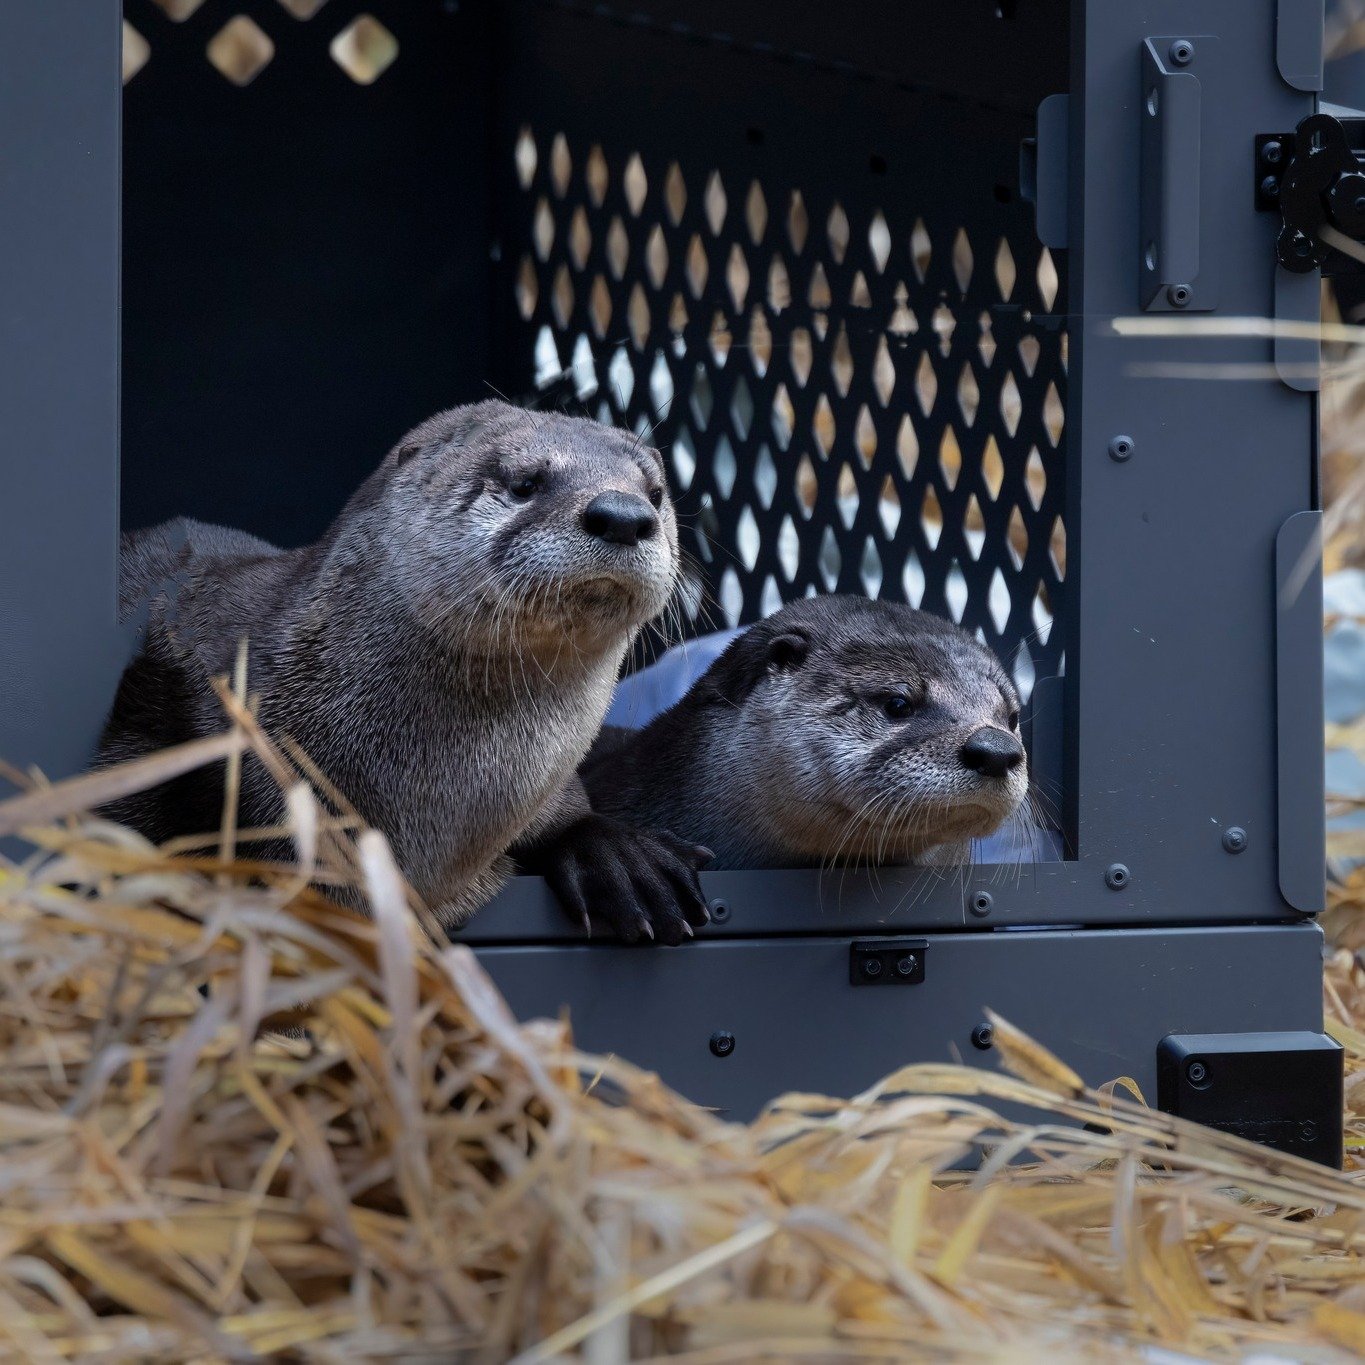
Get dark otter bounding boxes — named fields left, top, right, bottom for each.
left=99, top=400, right=711, bottom=942
left=581, top=595, right=1028, bottom=869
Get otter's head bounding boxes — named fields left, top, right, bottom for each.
left=376, top=401, right=679, bottom=656
left=696, top=595, right=1027, bottom=865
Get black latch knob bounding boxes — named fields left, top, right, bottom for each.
left=1329, top=170, right=1365, bottom=238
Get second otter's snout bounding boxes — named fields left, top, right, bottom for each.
left=582, top=490, right=659, bottom=547
left=959, top=726, right=1025, bottom=778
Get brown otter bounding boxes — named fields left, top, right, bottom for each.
left=580, top=595, right=1028, bottom=869
left=99, top=400, right=711, bottom=943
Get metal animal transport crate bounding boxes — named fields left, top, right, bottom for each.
left=0, top=0, right=1345, bottom=1156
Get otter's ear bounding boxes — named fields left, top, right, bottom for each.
left=701, top=627, right=809, bottom=706
left=766, top=631, right=809, bottom=672
left=394, top=439, right=425, bottom=466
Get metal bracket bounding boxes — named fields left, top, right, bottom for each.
left=849, top=939, right=927, bottom=987
left=1140, top=37, right=1218, bottom=312
left=1276, top=0, right=1325, bottom=93
left=1021, top=93, right=1069, bottom=250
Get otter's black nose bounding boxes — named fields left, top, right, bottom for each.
left=959, top=727, right=1024, bottom=778
left=582, top=491, right=659, bottom=546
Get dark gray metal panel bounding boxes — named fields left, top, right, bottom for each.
left=478, top=922, right=1325, bottom=1118
left=0, top=0, right=125, bottom=782
left=1274, top=265, right=1322, bottom=391
left=1064, top=0, right=1315, bottom=921
left=1276, top=511, right=1326, bottom=913
left=1034, top=93, right=1071, bottom=250
left=1278, top=0, right=1326, bottom=93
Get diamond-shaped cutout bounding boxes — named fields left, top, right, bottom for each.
left=714, top=435, right=737, bottom=499
left=931, top=304, right=955, bottom=356
left=1012, top=641, right=1036, bottom=701
left=568, top=207, right=591, bottom=270
left=570, top=334, right=596, bottom=397
left=988, top=567, right=1011, bottom=634
left=914, top=352, right=937, bottom=416
left=994, top=238, right=1016, bottom=300
left=794, top=454, right=817, bottom=518
left=772, top=384, right=795, bottom=448
left=515, top=256, right=538, bottom=320
left=628, top=285, right=650, bottom=349
left=1025, top=448, right=1047, bottom=508
left=277, top=0, right=329, bottom=16
left=669, top=292, right=689, bottom=338
left=727, top=244, right=750, bottom=311
left=896, top=415, right=919, bottom=479
left=533, top=199, right=554, bottom=261
left=644, top=226, right=668, bottom=291
left=873, top=336, right=896, bottom=406
left=515, top=127, right=537, bottom=189
left=1051, top=516, right=1067, bottom=578
left=903, top=549, right=925, bottom=607
left=826, top=202, right=850, bottom=264
left=1043, top=381, right=1065, bottom=445
left=731, top=376, right=754, bottom=440
left=861, top=538, right=884, bottom=598
left=957, top=364, right=980, bottom=425
left=849, top=271, right=872, bottom=309
left=855, top=406, right=877, bottom=470
left=605, top=217, right=629, bottom=280
left=945, top=560, right=968, bottom=622
left=331, top=14, right=399, bottom=84
left=1037, top=247, right=1059, bottom=310
left=548, top=134, right=572, bottom=197
left=624, top=154, right=647, bottom=215
left=208, top=15, right=275, bottom=85
left=153, top=0, right=207, bottom=19
left=778, top=514, right=800, bottom=578
left=938, top=428, right=962, bottom=491
left=123, top=22, right=150, bottom=84
left=878, top=476, right=901, bottom=538
left=746, top=182, right=768, bottom=243
left=890, top=281, right=917, bottom=337
left=754, top=446, right=777, bottom=508
left=689, top=363, right=713, bottom=428
left=649, top=351, right=674, bottom=413
left=1008, top=505, right=1029, bottom=564
left=952, top=228, right=974, bottom=292
left=767, top=256, right=791, bottom=312
left=819, top=526, right=841, bottom=590
left=607, top=346, right=634, bottom=408
left=921, top=486, right=943, bottom=549
left=836, top=465, right=858, bottom=528
left=672, top=428, right=696, bottom=489
left=831, top=323, right=853, bottom=397
left=589, top=276, right=612, bottom=337
left=694, top=496, right=719, bottom=564
left=663, top=163, right=686, bottom=225
left=790, top=329, right=812, bottom=387
left=964, top=494, right=985, bottom=556
left=1017, top=335, right=1040, bottom=377
left=910, top=218, right=932, bottom=282
left=787, top=191, right=809, bottom=253
left=748, top=309, right=772, bottom=377
left=869, top=212, right=891, bottom=273
left=813, top=394, right=835, bottom=458
left=704, top=172, right=728, bottom=235
left=737, top=506, right=760, bottom=570
left=709, top=311, right=731, bottom=366
left=761, top=576, right=783, bottom=617
left=999, top=370, right=1022, bottom=436
left=978, top=312, right=997, bottom=367
left=551, top=266, right=574, bottom=328
left=1034, top=583, right=1053, bottom=639
left=685, top=235, right=709, bottom=298
left=981, top=435, right=1004, bottom=500
left=719, top=567, right=743, bottom=626
left=585, top=145, right=608, bottom=207
left=808, top=262, right=832, bottom=311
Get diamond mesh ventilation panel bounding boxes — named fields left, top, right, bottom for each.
left=506, top=121, right=1067, bottom=698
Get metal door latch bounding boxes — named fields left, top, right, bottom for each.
left=1256, top=112, right=1365, bottom=276
left=849, top=939, right=927, bottom=986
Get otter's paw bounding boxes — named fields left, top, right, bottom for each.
left=533, top=814, right=713, bottom=946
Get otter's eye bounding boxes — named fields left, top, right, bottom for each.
left=881, top=694, right=914, bottom=720
left=1008, top=710, right=1021, bottom=730
left=647, top=486, right=665, bottom=509
left=509, top=473, right=541, bottom=500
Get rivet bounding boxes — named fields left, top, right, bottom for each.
left=709, top=1030, right=736, bottom=1058
left=971, top=1022, right=995, bottom=1051
left=1108, top=434, right=1134, bottom=462
left=1221, top=826, right=1248, bottom=854
left=1104, top=862, right=1130, bottom=890
left=1259, top=175, right=1280, bottom=200
left=708, top=898, right=731, bottom=923
left=862, top=956, right=884, bottom=980
left=1167, top=283, right=1192, bottom=308
left=1262, top=139, right=1283, bottom=166
left=1169, top=39, right=1194, bottom=65
left=1185, top=1059, right=1208, bottom=1086
left=969, top=890, right=994, bottom=918
left=895, top=953, right=918, bottom=977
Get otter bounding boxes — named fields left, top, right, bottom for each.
left=580, top=595, right=1029, bottom=869
left=99, top=400, right=711, bottom=943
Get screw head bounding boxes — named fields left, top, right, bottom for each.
left=1292, top=232, right=1314, bottom=259
left=971, top=1022, right=995, bottom=1051
left=862, top=956, right=884, bottom=980
left=1169, top=39, right=1194, bottom=65
left=708, top=898, right=731, bottom=923
left=1104, top=863, right=1130, bottom=890
left=1221, top=826, right=1248, bottom=855
left=1301, top=1120, right=1318, bottom=1142
left=1260, top=174, right=1280, bottom=200
left=1262, top=139, right=1283, bottom=166
left=1185, top=1059, right=1209, bottom=1087
left=969, top=890, right=994, bottom=918
left=1108, top=434, right=1134, bottom=462
left=1167, top=283, right=1192, bottom=308
left=895, top=953, right=918, bottom=977
left=709, top=1030, right=735, bottom=1058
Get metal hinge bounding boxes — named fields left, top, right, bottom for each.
left=1256, top=112, right=1365, bottom=276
